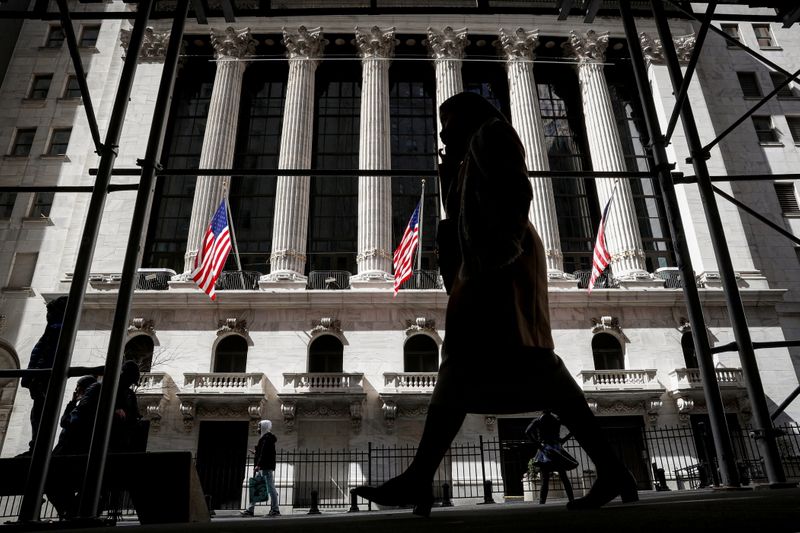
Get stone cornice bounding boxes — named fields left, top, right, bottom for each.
left=563, top=29, right=609, bottom=63
left=499, top=27, right=539, bottom=61
left=425, top=26, right=468, bottom=60
left=355, top=26, right=396, bottom=59
left=282, top=25, right=327, bottom=61
left=210, top=26, right=257, bottom=60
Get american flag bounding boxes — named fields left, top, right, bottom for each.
left=191, top=199, right=232, bottom=301
left=393, top=202, right=421, bottom=296
left=588, top=183, right=619, bottom=293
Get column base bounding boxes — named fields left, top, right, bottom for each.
left=168, top=272, right=198, bottom=291
left=350, top=271, right=393, bottom=290
left=616, top=270, right=665, bottom=289
left=259, top=271, right=308, bottom=290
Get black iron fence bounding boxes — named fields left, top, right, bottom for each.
left=3, top=425, right=799, bottom=518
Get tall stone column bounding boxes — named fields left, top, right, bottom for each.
left=426, top=26, right=468, bottom=152
left=564, top=30, right=649, bottom=279
left=351, top=26, right=395, bottom=287
left=263, top=26, right=326, bottom=286
left=182, top=27, right=256, bottom=275
left=500, top=28, right=564, bottom=278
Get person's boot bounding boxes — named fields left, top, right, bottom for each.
left=351, top=469, right=435, bottom=516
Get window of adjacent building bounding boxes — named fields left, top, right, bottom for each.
left=46, top=128, right=71, bottom=156
left=28, top=74, right=52, bottom=100
left=736, top=72, right=762, bottom=98
left=79, top=25, right=100, bottom=47
left=786, top=117, right=800, bottom=144
left=0, top=192, right=16, bottom=218
left=6, top=252, right=37, bottom=289
left=752, top=24, right=775, bottom=48
left=592, top=333, right=624, bottom=370
left=752, top=116, right=779, bottom=143
left=308, top=335, right=344, bottom=373
left=213, top=335, right=247, bottom=373
left=681, top=332, right=699, bottom=369
left=721, top=24, right=742, bottom=45
left=770, top=72, right=797, bottom=99
left=10, top=128, right=36, bottom=156
left=63, top=75, right=82, bottom=99
left=774, top=182, right=800, bottom=214
left=404, top=335, right=439, bottom=373
left=125, top=335, right=154, bottom=374
left=45, top=25, right=65, bottom=48
left=28, top=192, right=54, bottom=218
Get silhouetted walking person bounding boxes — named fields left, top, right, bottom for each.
left=353, top=92, right=637, bottom=514
left=526, top=411, right=577, bottom=504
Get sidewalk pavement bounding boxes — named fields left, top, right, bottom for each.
left=47, top=487, right=800, bottom=533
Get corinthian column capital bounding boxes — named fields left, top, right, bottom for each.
left=120, top=27, right=175, bottom=62
left=355, top=26, right=396, bottom=59
left=282, top=25, right=327, bottom=60
left=639, top=32, right=696, bottom=67
left=425, top=26, right=469, bottom=60
left=499, top=27, right=540, bottom=61
left=210, top=27, right=257, bottom=60
left=563, top=29, right=609, bottom=62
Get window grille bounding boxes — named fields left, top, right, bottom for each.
left=736, top=72, right=761, bottom=98
left=11, top=128, right=36, bottom=156
left=28, top=74, right=52, bottom=100
left=774, top=183, right=800, bottom=214
left=770, top=72, right=797, bottom=99
left=752, top=24, right=774, bottom=47
left=752, top=116, right=778, bottom=143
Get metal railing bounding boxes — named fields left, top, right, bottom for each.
left=135, top=268, right=176, bottom=290
left=306, top=271, right=352, bottom=290
left=573, top=269, right=620, bottom=289
left=399, top=270, right=443, bottom=290
left=653, top=267, right=705, bottom=289
left=214, top=271, right=260, bottom=291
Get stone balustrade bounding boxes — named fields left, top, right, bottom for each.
left=282, top=372, right=365, bottom=393
left=669, top=367, right=745, bottom=389
left=579, top=369, right=660, bottom=390
left=383, top=372, right=437, bottom=392
left=137, top=372, right=168, bottom=391
left=182, top=372, right=266, bottom=394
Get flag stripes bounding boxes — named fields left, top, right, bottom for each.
left=191, top=199, right=232, bottom=301
left=393, top=202, right=421, bottom=296
left=588, top=183, right=619, bottom=293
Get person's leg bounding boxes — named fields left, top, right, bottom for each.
left=560, top=470, right=574, bottom=502
left=28, top=385, right=46, bottom=451
left=266, top=470, right=280, bottom=515
left=539, top=471, right=550, bottom=505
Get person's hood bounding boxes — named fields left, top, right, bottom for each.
left=259, top=420, right=272, bottom=434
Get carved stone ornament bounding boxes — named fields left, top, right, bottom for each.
left=270, top=248, right=307, bottom=264
left=350, top=401, right=363, bottom=433
left=0, top=314, right=5, bottom=334
left=281, top=400, right=297, bottom=432
left=282, top=26, right=327, bottom=61
left=484, top=416, right=497, bottom=432
left=676, top=396, right=694, bottom=413
left=120, top=27, right=177, bottom=63
left=586, top=398, right=599, bottom=413
left=311, top=317, right=342, bottom=335
left=382, top=400, right=398, bottom=430
left=356, top=248, right=392, bottom=262
left=646, top=398, right=663, bottom=425
left=180, top=401, right=195, bottom=432
left=355, top=26, right=396, bottom=59
left=425, top=26, right=469, bottom=60
left=405, top=317, right=436, bottom=335
left=143, top=401, right=164, bottom=432
left=218, top=317, right=248, bottom=336
left=210, top=27, right=257, bottom=60
left=591, top=316, right=622, bottom=335
left=499, top=27, right=539, bottom=61
left=563, top=30, right=609, bottom=63
left=128, top=317, right=155, bottom=334
left=639, top=32, right=696, bottom=67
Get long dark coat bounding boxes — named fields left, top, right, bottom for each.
left=432, top=115, right=558, bottom=414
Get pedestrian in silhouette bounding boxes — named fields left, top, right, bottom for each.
left=526, top=411, right=577, bottom=504
left=353, top=92, right=637, bottom=515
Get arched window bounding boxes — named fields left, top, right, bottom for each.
left=681, top=332, right=699, bottom=369
left=404, top=335, right=439, bottom=372
left=124, top=335, right=154, bottom=373
left=592, top=333, right=624, bottom=370
left=0, top=341, right=19, bottom=452
left=308, top=335, right=344, bottom=373
left=214, top=336, right=248, bottom=373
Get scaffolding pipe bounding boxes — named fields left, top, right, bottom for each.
left=652, top=0, right=785, bottom=485
left=77, top=0, right=187, bottom=519
left=620, top=0, right=740, bottom=488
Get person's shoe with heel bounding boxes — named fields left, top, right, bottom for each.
left=566, top=468, right=638, bottom=510
left=351, top=471, right=435, bottom=517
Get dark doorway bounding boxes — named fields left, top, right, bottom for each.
left=308, top=335, right=344, bottom=372
left=404, top=335, right=439, bottom=372
left=598, top=416, right=652, bottom=491
left=690, top=413, right=742, bottom=487
left=195, top=421, right=249, bottom=510
left=497, top=418, right=539, bottom=497
left=214, top=336, right=248, bottom=373
left=592, top=333, right=624, bottom=370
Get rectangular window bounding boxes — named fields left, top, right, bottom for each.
left=6, top=252, right=38, bottom=289
left=770, top=72, right=797, bottom=99
left=28, top=74, right=52, bottom=100
left=28, top=192, right=54, bottom=218
left=775, top=183, right=800, bottom=214
left=11, top=128, right=36, bottom=156
left=752, top=116, right=778, bottom=143
left=786, top=117, right=800, bottom=144
left=721, top=24, right=741, bottom=45
left=63, top=75, right=82, bottom=99
left=753, top=24, right=775, bottom=48
left=79, top=25, right=100, bottom=47
left=0, top=192, right=16, bottom=218
left=736, top=72, right=761, bottom=98
left=45, top=25, right=65, bottom=48
left=46, top=128, right=71, bottom=156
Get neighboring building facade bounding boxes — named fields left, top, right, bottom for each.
left=1, top=0, right=800, bottom=507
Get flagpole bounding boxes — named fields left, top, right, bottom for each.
left=416, top=179, right=425, bottom=277
left=224, top=191, right=246, bottom=289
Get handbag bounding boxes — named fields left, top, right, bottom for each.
left=533, top=443, right=579, bottom=472
left=248, top=472, right=268, bottom=503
